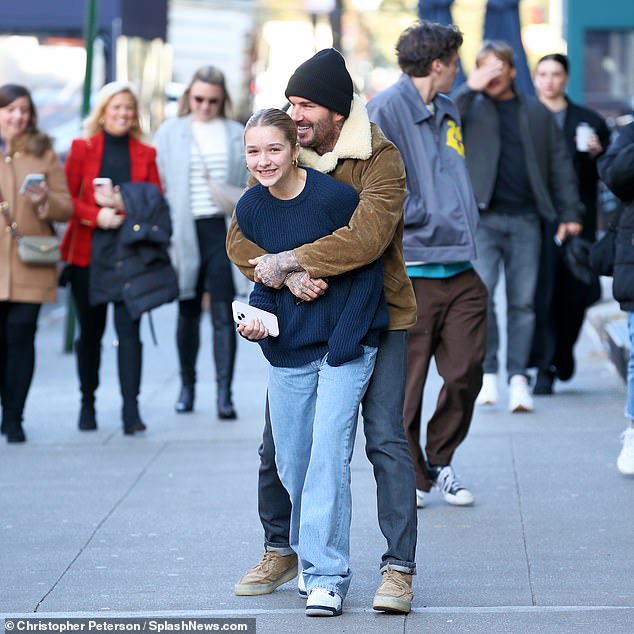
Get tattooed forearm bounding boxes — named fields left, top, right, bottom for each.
left=284, top=271, right=328, bottom=302
left=254, top=250, right=301, bottom=288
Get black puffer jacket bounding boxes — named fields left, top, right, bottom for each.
left=598, top=121, right=634, bottom=310
left=90, top=182, right=178, bottom=318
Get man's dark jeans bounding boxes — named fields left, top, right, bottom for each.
left=257, top=329, right=417, bottom=574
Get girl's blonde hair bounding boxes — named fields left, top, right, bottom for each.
left=83, top=81, right=143, bottom=139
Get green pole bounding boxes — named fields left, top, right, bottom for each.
left=64, top=0, right=99, bottom=353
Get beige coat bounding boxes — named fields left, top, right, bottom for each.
left=0, top=135, right=73, bottom=304
left=226, top=95, right=416, bottom=331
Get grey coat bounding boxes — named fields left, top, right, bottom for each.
left=368, top=74, right=479, bottom=263
left=154, top=115, right=247, bottom=299
left=453, top=84, right=582, bottom=224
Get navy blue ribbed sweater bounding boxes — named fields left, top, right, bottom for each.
left=235, top=168, right=388, bottom=368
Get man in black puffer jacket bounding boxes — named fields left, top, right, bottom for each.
left=598, top=120, right=634, bottom=476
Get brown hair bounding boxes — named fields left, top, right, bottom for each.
left=396, top=21, right=463, bottom=77
left=178, top=66, right=232, bottom=118
left=476, top=40, right=515, bottom=68
left=0, top=83, right=51, bottom=157
left=244, top=108, right=298, bottom=147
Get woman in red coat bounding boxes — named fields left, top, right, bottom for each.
left=61, top=81, right=162, bottom=435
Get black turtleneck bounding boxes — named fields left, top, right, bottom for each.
left=100, top=131, right=131, bottom=185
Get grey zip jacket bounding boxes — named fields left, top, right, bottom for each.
left=367, top=74, right=479, bottom=264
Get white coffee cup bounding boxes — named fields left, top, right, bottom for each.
left=576, top=122, right=594, bottom=152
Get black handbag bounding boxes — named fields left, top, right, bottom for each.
left=590, top=210, right=622, bottom=277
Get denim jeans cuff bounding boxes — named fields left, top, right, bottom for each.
left=380, top=561, right=416, bottom=575
left=264, top=543, right=294, bottom=557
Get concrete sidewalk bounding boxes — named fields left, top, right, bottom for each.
left=1, top=292, right=633, bottom=634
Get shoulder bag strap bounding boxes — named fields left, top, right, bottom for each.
left=191, top=132, right=216, bottom=189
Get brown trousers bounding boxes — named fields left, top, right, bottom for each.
left=403, top=269, right=487, bottom=491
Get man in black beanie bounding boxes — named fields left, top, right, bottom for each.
left=227, top=48, right=418, bottom=615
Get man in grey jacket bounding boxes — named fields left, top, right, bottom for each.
left=454, top=40, right=582, bottom=413
left=368, top=21, right=487, bottom=509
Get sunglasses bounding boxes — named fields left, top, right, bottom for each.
left=192, top=95, right=221, bottom=105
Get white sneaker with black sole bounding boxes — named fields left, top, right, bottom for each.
left=429, top=464, right=475, bottom=506
left=415, top=489, right=425, bottom=509
left=305, top=588, right=342, bottom=617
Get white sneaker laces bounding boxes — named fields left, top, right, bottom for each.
left=435, top=466, right=463, bottom=495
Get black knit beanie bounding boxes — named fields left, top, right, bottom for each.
left=285, top=48, right=353, bottom=118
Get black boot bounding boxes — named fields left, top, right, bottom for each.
left=533, top=368, right=555, bottom=395
left=118, top=338, right=146, bottom=434
left=76, top=339, right=100, bottom=430
left=211, top=301, right=237, bottom=420
left=78, top=398, right=97, bottom=431
left=5, top=420, right=26, bottom=443
left=175, top=314, right=200, bottom=413
left=175, top=385, right=195, bottom=413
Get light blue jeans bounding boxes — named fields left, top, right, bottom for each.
left=267, top=346, right=378, bottom=599
left=626, top=313, right=634, bottom=420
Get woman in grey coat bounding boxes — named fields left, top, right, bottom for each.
left=154, top=66, right=247, bottom=419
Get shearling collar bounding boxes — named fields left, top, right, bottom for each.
left=298, top=94, right=372, bottom=174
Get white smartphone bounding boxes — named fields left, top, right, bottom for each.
left=232, top=300, right=279, bottom=337
left=93, top=177, right=113, bottom=189
left=19, top=173, right=45, bottom=193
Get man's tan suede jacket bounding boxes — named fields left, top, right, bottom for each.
left=226, top=95, right=416, bottom=331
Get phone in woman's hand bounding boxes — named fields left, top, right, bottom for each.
left=93, top=177, right=113, bottom=189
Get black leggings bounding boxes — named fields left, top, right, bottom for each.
left=0, top=301, right=41, bottom=426
left=68, top=265, right=140, bottom=400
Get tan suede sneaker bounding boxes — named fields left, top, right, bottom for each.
left=234, top=551, right=298, bottom=596
left=372, top=564, right=413, bottom=613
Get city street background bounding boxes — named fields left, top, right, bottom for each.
left=1, top=286, right=634, bottom=633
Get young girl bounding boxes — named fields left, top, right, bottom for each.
left=235, top=108, right=388, bottom=617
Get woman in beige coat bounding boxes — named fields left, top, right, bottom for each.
left=0, top=84, right=72, bottom=443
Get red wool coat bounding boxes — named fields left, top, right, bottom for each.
left=61, top=132, right=162, bottom=266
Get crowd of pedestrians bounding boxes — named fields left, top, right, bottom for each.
left=1, top=16, right=633, bottom=619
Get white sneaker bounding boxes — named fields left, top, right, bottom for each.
left=476, top=373, right=498, bottom=405
left=298, top=570, right=307, bottom=598
left=429, top=465, right=475, bottom=506
left=305, top=588, right=342, bottom=617
left=415, top=489, right=425, bottom=509
left=508, top=374, right=533, bottom=413
left=617, top=428, right=634, bottom=476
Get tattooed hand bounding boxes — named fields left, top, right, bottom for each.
left=284, top=271, right=328, bottom=302
left=249, top=250, right=301, bottom=288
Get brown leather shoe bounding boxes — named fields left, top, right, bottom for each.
left=372, top=564, right=413, bottom=613
left=234, top=551, right=298, bottom=596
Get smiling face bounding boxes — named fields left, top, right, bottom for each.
left=534, top=59, right=568, bottom=101
left=245, top=125, right=299, bottom=190
left=0, top=96, right=31, bottom=143
left=287, top=96, right=344, bottom=155
left=102, top=91, right=137, bottom=137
